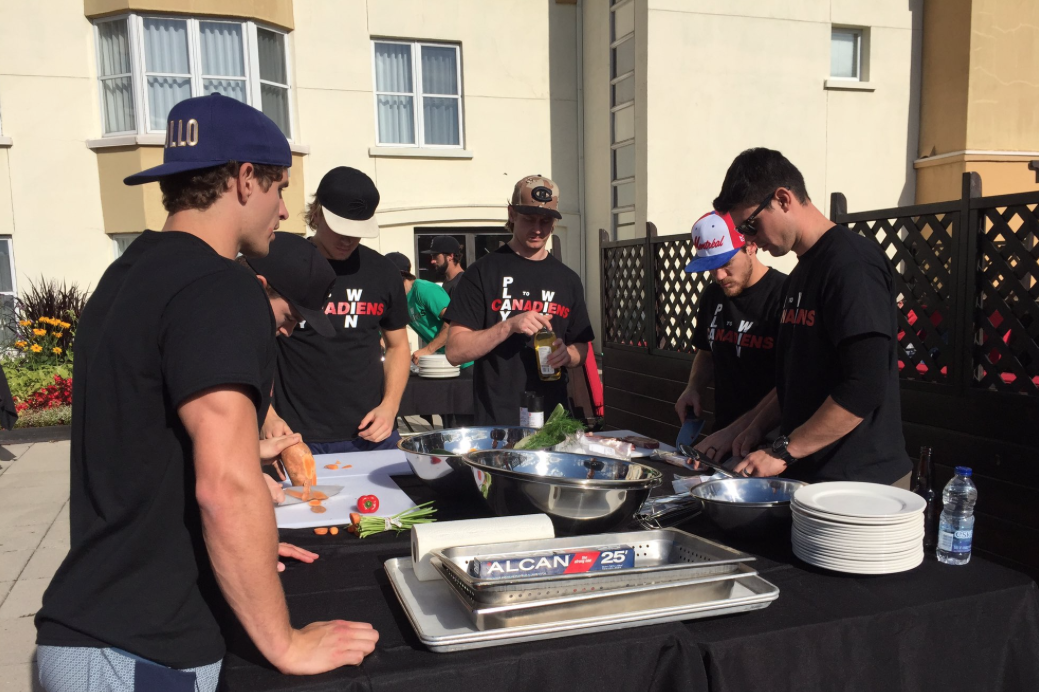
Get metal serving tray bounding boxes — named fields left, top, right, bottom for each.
left=433, top=558, right=759, bottom=630
left=429, top=528, right=755, bottom=607
left=385, top=557, right=779, bottom=653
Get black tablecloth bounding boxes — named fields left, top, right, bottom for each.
left=221, top=467, right=1039, bottom=692
left=397, top=369, right=474, bottom=417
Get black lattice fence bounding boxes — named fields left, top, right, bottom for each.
left=653, top=237, right=711, bottom=353
left=600, top=240, right=646, bottom=347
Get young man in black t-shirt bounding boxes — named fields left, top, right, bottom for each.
left=675, top=210, right=786, bottom=438
left=444, top=175, right=595, bottom=425
left=704, top=148, right=911, bottom=486
left=422, top=234, right=465, bottom=296
left=35, top=96, right=377, bottom=691
left=264, top=167, right=411, bottom=453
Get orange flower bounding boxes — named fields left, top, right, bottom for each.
left=30, top=344, right=42, bottom=353
left=33, top=328, right=47, bottom=336
left=13, top=340, right=26, bottom=349
left=53, top=332, right=64, bottom=338
left=52, top=347, right=63, bottom=355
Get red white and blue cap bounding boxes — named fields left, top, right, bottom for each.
left=124, top=93, right=291, bottom=185
left=684, top=211, right=746, bottom=273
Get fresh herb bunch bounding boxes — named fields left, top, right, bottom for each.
left=514, top=404, right=585, bottom=450
left=351, top=501, right=436, bottom=538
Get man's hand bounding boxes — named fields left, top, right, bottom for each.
left=277, top=542, right=318, bottom=573
left=264, top=474, right=286, bottom=505
left=694, top=426, right=738, bottom=461
left=260, top=433, right=302, bottom=464
left=506, top=311, right=553, bottom=337
left=732, top=425, right=764, bottom=458
left=545, top=339, right=576, bottom=369
left=272, top=621, right=380, bottom=674
left=358, top=403, right=396, bottom=443
left=675, top=387, right=702, bottom=423
left=732, top=450, right=787, bottom=478
left=411, top=346, right=432, bottom=365
left=262, top=414, right=294, bottom=440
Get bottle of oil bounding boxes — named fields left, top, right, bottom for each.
left=534, top=327, right=561, bottom=381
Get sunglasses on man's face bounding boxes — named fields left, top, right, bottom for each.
left=736, top=191, right=777, bottom=237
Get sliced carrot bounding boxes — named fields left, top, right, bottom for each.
left=349, top=512, right=361, bottom=526
left=310, top=491, right=328, bottom=501
left=346, top=524, right=356, bottom=534
left=329, top=526, right=339, bottom=535
left=285, top=489, right=305, bottom=500
left=310, top=505, right=327, bottom=514
left=324, top=464, right=339, bottom=470
left=342, top=464, right=352, bottom=469
left=308, top=499, right=323, bottom=506
left=313, top=527, right=328, bottom=535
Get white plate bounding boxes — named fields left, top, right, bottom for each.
left=793, top=546, right=924, bottom=574
left=792, top=529, right=923, bottom=553
left=792, top=536, right=922, bottom=561
left=791, top=502, right=924, bottom=528
left=794, top=482, right=926, bottom=519
left=420, top=371, right=461, bottom=379
left=419, top=367, right=460, bottom=373
left=792, top=511, right=923, bottom=535
left=278, top=485, right=343, bottom=506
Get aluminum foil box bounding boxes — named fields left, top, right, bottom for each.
left=467, top=546, right=635, bottom=579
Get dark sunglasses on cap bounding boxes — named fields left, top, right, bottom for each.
left=736, top=190, right=777, bottom=237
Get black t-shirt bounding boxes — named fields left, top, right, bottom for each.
left=274, top=244, right=409, bottom=442
left=441, top=272, right=462, bottom=296
left=692, top=268, right=786, bottom=429
left=776, top=226, right=910, bottom=483
left=444, top=245, right=595, bottom=425
left=36, top=231, right=275, bottom=668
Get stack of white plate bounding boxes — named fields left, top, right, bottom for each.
left=418, top=354, right=460, bottom=379
left=791, top=482, right=926, bottom=575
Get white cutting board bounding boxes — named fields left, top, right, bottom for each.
left=274, top=449, right=416, bottom=529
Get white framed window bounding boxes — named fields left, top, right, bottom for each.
left=372, top=40, right=463, bottom=148
left=94, top=15, right=294, bottom=139
left=0, top=237, right=17, bottom=346
left=112, top=233, right=141, bottom=259
left=830, top=28, right=863, bottom=80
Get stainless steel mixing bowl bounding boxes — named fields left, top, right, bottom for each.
left=397, top=427, right=536, bottom=497
left=689, top=477, right=807, bottom=536
left=461, top=449, right=663, bottom=535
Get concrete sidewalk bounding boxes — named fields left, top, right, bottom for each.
left=0, top=441, right=69, bottom=692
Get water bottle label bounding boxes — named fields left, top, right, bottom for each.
left=937, top=529, right=953, bottom=551
left=951, top=528, right=973, bottom=553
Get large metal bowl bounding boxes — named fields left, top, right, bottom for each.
left=397, top=427, right=536, bottom=498
left=689, top=477, right=807, bottom=537
left=461, top=449, right=663, bottom=535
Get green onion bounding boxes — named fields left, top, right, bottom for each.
left=355, top=501, right=437, bottom=538
left=514, top=404, right=585, bottom=450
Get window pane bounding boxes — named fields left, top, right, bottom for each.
left=615, top=210, right=635, bottom=226
left=97, top=20, right=131, bottom=76
left=147, top=76, right=191, bottom=130
left=0, top=239, right=13, bottom=293
left=423, top=97, right=460, bottom=145
left=258, top=29, right=287, bottom=85
left=615, top=223, right=636, bottom=239
left=374, top=43, right=413, bottom=93
left=613, top=1, right=634, bottom=41
left=261, top=83, right=290, bottom=136
left=143, top=18, right=190, bottom=74
left=613, top=104, right=634, bottom=143
left=613, top=37, right=634, bottom=78
left=612, top=75, right=634, bottom=106
left=204, top=78, right=246, bottom=102
left=613, top=143, right=635, bottom=180
left=421, top=46, right=458, bottom=95
left=113, top=234, right=139, bottom=259
left=101, top=76, right=135, bottom=133
left=831, top=30, right=858, bottom=78
left=200, top=21, right=244, bottom=77
left=614, top=181, right=635, bottom=208
left=377, top=94, right=415, bottom=144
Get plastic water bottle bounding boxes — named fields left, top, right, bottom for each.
left=936, top=466, right=977, bottom=565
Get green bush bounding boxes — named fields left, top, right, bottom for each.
left=2, top=361, right=72, bottom=402
left=15, top=404, right=71, bottom=428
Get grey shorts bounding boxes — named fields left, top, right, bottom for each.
left=37, top=646, right=221, bottom=692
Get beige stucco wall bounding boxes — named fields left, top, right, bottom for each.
left=292, top=0, right=582, bottom=279
left=916, top=155, right=1039, bottom=204
left=84, top=0, right=293, bottom=30
left=642, top=0, right=921, bottom=276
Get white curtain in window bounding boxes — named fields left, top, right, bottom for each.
left=421, top=46, right=457, bottom=95
left=200, top=23, right=246, bottom=103
left=258, top=29, right=287, bottom=85
left=374, top=43, right=412, bottom=93
left=144, top=19, right=191, bottom=130
left=97, top=20, right=135, bottom=133
left=423, top=98, right=459, bottom=145
left=831, top=31, right=858, bottom=78
left=261, top=84, right=290, bottom=136
left=0, top=239, right=13, bottom=294
left=375, top=43, right=414, bottom=143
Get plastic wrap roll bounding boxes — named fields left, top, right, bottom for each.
left=410, top=514, right=555, bottom=581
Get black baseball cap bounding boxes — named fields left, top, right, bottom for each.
left=315, top=167, right=381, bottom=238
left=124, top=94, right=291, bottom=185
left=246, top=233, right=336, bottom=336
left=421, top=236, right=462, bottom=256
left=385, top=252, right=412, bottom=274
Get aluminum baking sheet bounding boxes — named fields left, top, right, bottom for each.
left=430, top=528, right=755, bottom=607
left=385, top=557, right=779, bottom=652
left=433, top=558, right=759, bottom=630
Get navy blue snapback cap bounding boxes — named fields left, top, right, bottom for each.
left=124, top=94, right=291, bottom=186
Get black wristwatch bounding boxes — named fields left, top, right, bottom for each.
left=771, top=435, right=798, bottom=465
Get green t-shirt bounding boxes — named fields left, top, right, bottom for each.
left=407, top=279, right=471, bottom=367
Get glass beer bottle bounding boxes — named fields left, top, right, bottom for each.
left=534, top=327, right=561, bottom=381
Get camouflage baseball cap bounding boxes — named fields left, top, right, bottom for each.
left=510, top=175, right=562, bottom=220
